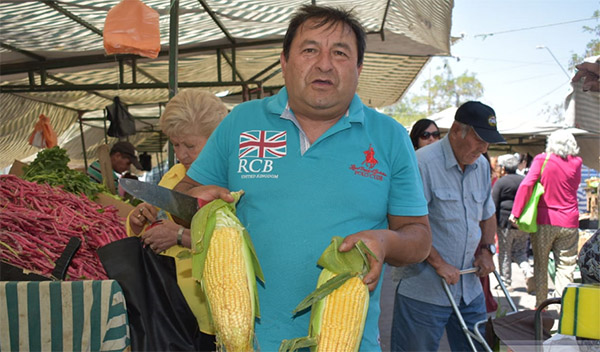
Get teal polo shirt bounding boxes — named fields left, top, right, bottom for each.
left=188, top=88, right=427, bottom=351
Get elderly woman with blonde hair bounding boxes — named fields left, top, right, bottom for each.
left=126, top=89, right=228, bottom=349
left=511, top=129, right=582, bottom=307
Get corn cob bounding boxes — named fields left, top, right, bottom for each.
left=190, top=191, right=264, bottom=352
left=279, top=236, right=377, bottom=352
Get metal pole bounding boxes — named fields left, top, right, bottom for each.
left=167, top=0, right=179, bottom=169
left=103, top=108, right=108, bottom=144
left=536, top=45, right=571, bottom=80
left=78, top=111, right=88, bottom=170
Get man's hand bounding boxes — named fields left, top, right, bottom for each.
left=187, top=185, right=234, bottom=204
left=174, top=175, right=234, bottom=203
left=339, top=230, right=386, bottom=292
left=435, top=261, right=461, bottom=285
left=426, top=246, right=460, bottom=284
left=338, top=215, right=431, bottom=291
left=473, top=249, right=495, bottom=277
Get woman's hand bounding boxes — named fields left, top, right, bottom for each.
left=141, top=220, right=182, bottom=253
left=128, top=203, right=158, bottom=235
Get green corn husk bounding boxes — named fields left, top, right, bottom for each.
left=189, top=190, right=265, bottom=321
left=280, top=236, right=378, bottom=352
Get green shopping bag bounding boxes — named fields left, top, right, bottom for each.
left=516, top=182, right=544, bottom=233
left=516, top=154, right=550, bottom=233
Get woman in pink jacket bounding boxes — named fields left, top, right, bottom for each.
left=511, top=130, right=582, bottom=307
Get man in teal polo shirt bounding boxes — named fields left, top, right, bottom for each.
left=175, top=5, right=431, bottom=351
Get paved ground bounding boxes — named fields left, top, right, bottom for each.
left=378, top=255, right=565, bottom=352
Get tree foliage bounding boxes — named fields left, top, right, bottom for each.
left=569, top=10, right=600, bottom=70
left=382, top=60, right=483, bottom=127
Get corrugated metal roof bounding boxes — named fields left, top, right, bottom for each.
left=0, top=0, right=453, bottom=170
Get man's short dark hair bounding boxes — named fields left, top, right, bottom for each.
left=282, top=4, right=366, bottom=67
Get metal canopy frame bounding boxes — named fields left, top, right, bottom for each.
left=0, top=0, right=454, bottom=170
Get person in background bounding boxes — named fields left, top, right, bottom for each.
left=572, top=229, right=600, bottom=352
left=492, top=154, right=533, bottom=291
left=392, top=101, right=505, bottom=352
left=510, top=129, right=582, bottom=307
left=516, top=152, right=532, bottom=176
left=489, top=154, right=501, bottom=186
left=126, top=89, right=228, bottom=350
left=174, top=5, right=432, bottom=350
left=409, top=118, right=441, bottom=150
left=87, top=140, right=142, bottom=190
left=578, top=229, right=599, bottom=285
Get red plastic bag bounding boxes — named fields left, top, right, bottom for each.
left=28, top=114, right=58, bottom=149
left=103, top=0, right=160, bottom=59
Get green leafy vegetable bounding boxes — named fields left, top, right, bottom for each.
left=22, top=146, right=108, bottom=199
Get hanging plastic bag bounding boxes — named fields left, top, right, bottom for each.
left=106, top=96, right=137, bottom=137
left=28, top=114, right=58, bottom=149
left=103, top=0, right=160, bottom=59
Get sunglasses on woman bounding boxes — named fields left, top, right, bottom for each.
left=420, top=131, right=441, bottom=140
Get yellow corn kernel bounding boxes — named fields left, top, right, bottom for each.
left=203, top=226, right=254, bottom=352
left=317, top=275, right=369, bottom=352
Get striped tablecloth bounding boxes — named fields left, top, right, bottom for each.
left=0, top=280, right=130, bottom=351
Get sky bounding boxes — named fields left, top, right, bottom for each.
left=407, top=0, right=599, bottom=128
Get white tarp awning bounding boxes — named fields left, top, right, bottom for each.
left=0, top=0, right=454, bottom=170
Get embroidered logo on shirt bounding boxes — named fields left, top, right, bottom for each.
left=239, top=130, right=287, bottom=158
left=362, top=145, right=378, bottom=169
left=349, top=144, right=387, bottom=181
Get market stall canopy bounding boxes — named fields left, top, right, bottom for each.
left=0, top=0, right=454, bottom=170
left=564, top=56, right=600, bottom=134
left=423, top=106, right=600, bottom=171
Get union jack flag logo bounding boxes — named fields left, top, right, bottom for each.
left=239, top=130, right=287, bottom=158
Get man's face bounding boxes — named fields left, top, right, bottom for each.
left=450, top=123, right=489, bottom=169
left=112, top=152, right=132, bottom=173
left=280, top=19, right=362, bottom=121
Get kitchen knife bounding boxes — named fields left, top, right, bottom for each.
left=119, top=178, right=201, bottom=224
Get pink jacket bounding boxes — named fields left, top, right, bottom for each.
left=512, top=153, right=582, bottom=228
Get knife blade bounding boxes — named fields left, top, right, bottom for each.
left=119, top=178, right=200, bottom=224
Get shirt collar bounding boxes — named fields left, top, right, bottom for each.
left=441, top=135, right=479, bottom=172
left=441, top=135, right=459, bottom=170
left=268, top=87, right=365, bottom=125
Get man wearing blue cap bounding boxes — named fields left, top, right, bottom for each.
left=392, top=101, right=506, bottom=351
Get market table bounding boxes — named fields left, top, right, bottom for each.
left=0, top=280, right=130, bottom=351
